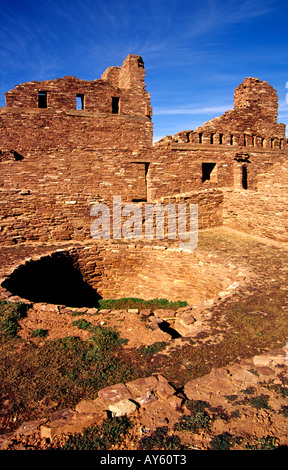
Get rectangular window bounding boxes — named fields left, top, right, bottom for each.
left=76, top=94, right=84, bottom=110
left=131, top=162, right=149, bottom=202
left=38, top=91, right=47, bottom=108
left=112, top=97, right=120, bottom=114
left=199, top=133, right=203, bottom=144
left=219, top=134, right=223, bottom=144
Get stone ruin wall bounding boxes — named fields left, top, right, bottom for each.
left=0, top=58, right=288, bottom=249
left=1, top=54, right=152, bottom=153
left=1, top=242, right=239, bottom=306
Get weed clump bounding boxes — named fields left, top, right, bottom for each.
left=0, top=301, right=30, bottom=338
left=59, top=416, right=133, bottom=450
left=31, top=328, right=48, bottom=338
left=174, top=400, right=212, bottom=433
left=138, top=426, right=185, bottom=450
left=209, top=432, right=237, bottom=450
left=138, top=342, right=168, bottom=355
left=246, top=436, right=279, bottom=450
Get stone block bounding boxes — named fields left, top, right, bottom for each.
left=98, top=382, right=133, bottom=405
left=230, top=366, right=259, bottom=385
left=253, top=349, right=287, bottom=367
left=75, top=397, right=106, bottom=415
left=127, top=309, right=139, bottom=314
left=153, top=308, right=176, bottom=320
left=126, top=375, right=158, bottom=399
left=156, top=381, right=175, bottom=400
left=40, top=413, right=102, bottom=440
left=109, top=399, right=138, bottom=417
left=16, top=419, right=46, bottom=436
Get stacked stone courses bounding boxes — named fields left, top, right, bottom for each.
left=0, top=55, right=288, bottom=245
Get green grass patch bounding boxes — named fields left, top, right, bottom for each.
left=96, top=297, right=187, bottom=311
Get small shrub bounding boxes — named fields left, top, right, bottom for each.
left=59, top=416, right=133, bottom=450
left=100, top=416, right=133, bottom=444
left=279, top=405, right=288, bottom=417
left=210, top=406, right=231, bottom=422
left=225, top=394, right=238, bottom=402
left=174, top=412, right=212, bottom=433
left=209, top=432, right=235, bottom=450
left=246, top=436, right=279, bottom=451
left=138, top=342, right=168, bottom=355
left=138, top=426, right=184, bottom=450
left=0, top=301, right=30, bottom=338
left=71, top=310, right=84, bottom=317
left=242, top=386, right=256, bottom=395
left=270, top=384, right=288, bottom=398
left=91, top=325, right=128, bottom=350
left=185, top=399, right=210, bottom=413
left=174, top=401, right=212, bottom=434
left=249, top=394, right=270, bottom=410
left=31, top=328, right=48, bottom=338
left=71, top=319, right=92, bottom=330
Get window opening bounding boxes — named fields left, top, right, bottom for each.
left=210, top=133, right=214, bottom=144
left=131, top=162, right=149, bottom=202
left=76, top=94, right=84, bottom=110
left=242, top=164, right=248, bottom=189
left=38, top=91, right=47, bottom=108
left=219, top=134, right=223, bottom=144
left=202, top=162, right=217, bottom=183
left=112, top=97, right=120, bottom=114
left=199, top=133, right=203, bottom=144
left=230, top=134, right=234, bottom=145
left=137, top=58, right=144, bottom=68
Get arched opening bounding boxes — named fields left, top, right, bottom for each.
left=2, top=253, right=101, bottom=308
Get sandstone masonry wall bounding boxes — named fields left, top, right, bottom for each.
left=1, top=62, right=288, bottom=246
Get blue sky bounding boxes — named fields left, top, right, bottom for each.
left=0, top=0, right=288, bottom=142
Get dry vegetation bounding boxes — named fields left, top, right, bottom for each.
left=1, top=228, right=288, bottom=450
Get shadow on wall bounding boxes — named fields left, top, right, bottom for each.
left=2, top=253, right=101, bottom=308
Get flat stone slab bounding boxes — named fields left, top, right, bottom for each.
left=98, top=382, right=133, bottom=405
left=125, top=375, right=159, bottom=398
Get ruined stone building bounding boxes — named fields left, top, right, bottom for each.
left=0, top=54, right=288, bottom=304
left=0, top=53, right=287, bottom=245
